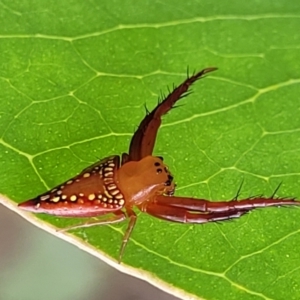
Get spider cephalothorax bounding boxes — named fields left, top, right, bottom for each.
left=18, top=67, right=300, bottom=262
left=117, top=156, right=175, bottom=205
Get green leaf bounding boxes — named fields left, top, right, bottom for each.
left=1, top=1, right=300, bottom=299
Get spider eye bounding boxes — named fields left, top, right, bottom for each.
left=154, top=162, right=160, bottom=167
left=156, top=156, right=164, bottom=161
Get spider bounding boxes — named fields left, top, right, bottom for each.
left=18, top=67, right=300, bottom=262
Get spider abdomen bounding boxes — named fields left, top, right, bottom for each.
left=19, top=156, right=126, bottom=217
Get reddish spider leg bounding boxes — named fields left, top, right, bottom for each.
left=127, top=67, right=217, bottom=162
left=139, top=194, right=300, bottom=223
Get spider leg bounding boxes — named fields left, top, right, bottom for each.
left=128, top=67, right=217, bottom=161
left=118, top=207, right=137, bottom=263
left=57, top=207, right=136, bottom=263
left=139, top=201, right=248, bottom=224
left=58, top=210, right=126, bottom=231
left=154, top=195, right=300, bottom=213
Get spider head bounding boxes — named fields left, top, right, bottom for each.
left=116, top=156, right=175, bottom=205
